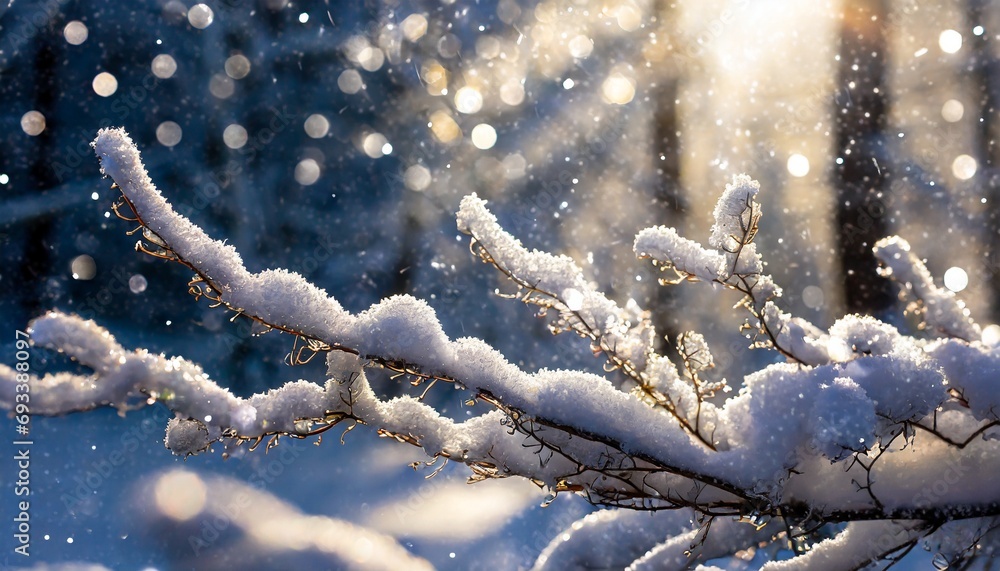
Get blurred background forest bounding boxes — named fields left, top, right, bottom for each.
left=2, top=0, right=999, bottom=568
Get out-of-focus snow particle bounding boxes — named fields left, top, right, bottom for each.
left=421, top=61, right=448, bottom=96
left=941, top=99, right=964, bottom=122
left=71, top=255, right=96, bottom=280
left=615, top=4, right=642, bottom=31
left=154, top=471, right=207, bottom=521
left=338, top=69, right=364, bottom=94
left=404, top=165, right=432, bottom=191
left=0, top=174, right=9, bottom=184
left=358, top=46, right=385, bottom=71
left=92, top=72, right=118, bottom=97
left=188, top=4, right=214, bottom=29
left=363, top=133, right=390, bottom=158
left=802, top=285, right=825, bottom=309
left=304, top=114, right=330, bottom=138
left=974, top=25, right=985, bottom=36
left=225, top=54, right=251, bottom=79
left=209, top=73, right=235, bottom=99
left=787, top=154, right=810, bottom=177
left=223, top=124, right=248, bottom=149
left=498, top=0, right=520, bottom=24
left=476, top=35, right=501, bottom=59
left=161, top=0, right=187, bottom=23
left=563, top=78, right=575, bottom=89
left=295, top=158, right=321, bottom=185
left=952, top=154, right=977, bottom=180
left=499, top=78, right=524, bottom=106
left=429, top=110, right=461, bottom=143
left=939, top=29, right=962, bottom=53
left=156, top=121, right=183, bottom=147
left=129, top=274, right=148, bottom=294
left=568, top=35, right=593, bottom=58
left=502, top=153, right=526, bottom=179
left=438, top=34, right=461, bottom=58
left=982, top=324, right=1000, bottom=346
left=64, top=21, right=88, bottom=45
left=455, top=86, right=484, bottom=114
left=475, top=156, right=503, bottom=181
left=471, top=124, right=497, bottom=150
left=534, top=1, right=555, bottom=22
left=152, top=54, right=178, bottom=79
left=943, top=267, right=968, bottom=292
left=602, top=72, right=635, bottom=105
left=20, top=111, right=45, bottom=136
left=402, top=14, right=428, bottom=41
left=298, top=12, right=309, bottom=23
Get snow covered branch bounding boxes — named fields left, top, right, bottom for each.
left=873, top=235, right=982, bottom=342
left=2, top=128, right=999, bottom=568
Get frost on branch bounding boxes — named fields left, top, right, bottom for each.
left=2, top=128, right=1000, bottom=569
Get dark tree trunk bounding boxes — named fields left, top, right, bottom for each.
left=648, top=0, right=686, bottom=353
left=19, top=36, right=59, bottom=318
left=653, top=78, right=685, bottom=216
left=833, top=0, right=894, bottom=315
left=649, top=76, right=687, bottom=353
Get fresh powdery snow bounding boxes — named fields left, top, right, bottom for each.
left=0, top=128, right=998, bottom=569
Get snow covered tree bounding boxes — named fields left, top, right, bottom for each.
left=3, top=127, right=999, bottom=569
